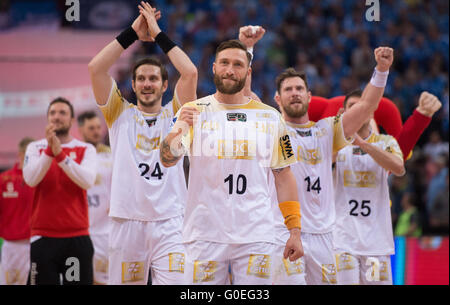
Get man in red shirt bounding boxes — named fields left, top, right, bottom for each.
left=0, top=137, right=35, bottom=285
left=23, top=97, right=97, bottom=285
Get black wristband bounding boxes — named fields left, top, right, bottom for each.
left=155, top=31, right=176, bottom=54
left=116, top=27, right=138, bottom=49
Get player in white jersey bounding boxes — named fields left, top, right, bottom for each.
left=271, top=47, right=394, bottom=285
left=88, top=2, right=197, bottom=285
left=77, top=111, right=113, bottom=285
left=333, top=89, right=406, bottom=285
left=161, top=40, right=303, bottom=285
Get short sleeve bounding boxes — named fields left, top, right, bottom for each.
left=271, top=116, right=297, bottom=169
left=98, top=78, right=128, bottom=128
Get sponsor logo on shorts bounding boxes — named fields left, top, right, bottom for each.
left=321, top=264, right=337, bottom=284
left=169, top=252, right=185, bottom=273
left=6, top=269, right=21, bottom=285
left=121, top=261, right=145, bottom=283
left=94, top=258, right=108, bottom=273
left=336, top=253, right=356, bottom=271
left=282, top=258, right=304, bottom=276
left=247, top=254, right=271, bottom=279
left=193, top=261, right=217, bottom=283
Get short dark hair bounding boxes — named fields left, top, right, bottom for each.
left=215, top=40, right=252, bottom=65
left=275, top=68, right=309, bottom=93
left=18, top=137, right=34, bottom=153
left=47, top=97, right=74, bottom=118
left=343, top=89, right=363, bottom=109
left=77, top=110, right=98, bottom=126
left=132, top=57, right=168, bottom=83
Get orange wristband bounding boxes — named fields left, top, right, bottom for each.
left=278, top=201, right=301, bottom=230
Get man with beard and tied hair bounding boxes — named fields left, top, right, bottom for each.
left=23, top=97, right=97, bottom=285
left=273, top=47, right=394, bottom=284
left=77, top=111, right=113, bottom=285
left=160, top=39, right=303, bottom=285
left=88, top=2, right=197, bottom=284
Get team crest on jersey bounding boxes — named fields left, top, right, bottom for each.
left=169, top=252, right=185, bottom=273
left=193, top=261, right=218, bottom=283
left=336, top=253, right=356, bottom=271
left=343, top=170, right=376, bottom=188
left=121, top=261, right=145, bottom=283
left=2, top=181, right=18, bottom=198
left=280, top=135, right=294, bottom=160
left=333, top=114, right=341, bottom=126
left=296, top=130, right=312, bottom=137
left=247, top=254, right=271, bottom=278
left=353, top=147, right=367, bottom=155
left=321, top=264, right=337, bottom=284
left=227, top=113, right=247, bottom=122
left=283, top=257, right=304, bottom=275
left=146, top=118, right=157, bottom=127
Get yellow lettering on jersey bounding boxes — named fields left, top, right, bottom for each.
left=255, top=122, right=275, bottom=135
left=282, top=257, right=304, bottom=275
left=297, top=146, right=322, bottom=165
left=247, top=254, right=271, bottom=279
left=168, top=252, right=185, bottom=273
left=201, top=120, right=219, bottom=131
left=133, top=115, right=146, bottom=127
left=160, top=109, right=171, bottom=120
left=136, top=134, right=160, bottom=153
left=321, top=264, right=337, bottom=284
left=121, top=261, right=145, bottom=283
left=256, top=113, right=272, bottom=119
left=217, top=140, right=255, bottom=160
left=193, top=261, right=217, bottom=283
left=343, top=170, right=376, bottom=188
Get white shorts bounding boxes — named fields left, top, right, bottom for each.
left=184, top=241, right=275, bottom=285
left=335, top=252, right=392, bottom=285
left=0, top=239, right=30, bottom=285
left=91, top=233, right=109, bottom=285
left=302, top=232, right=337, bottom=285
left=108, top=216, right=185, bottom=285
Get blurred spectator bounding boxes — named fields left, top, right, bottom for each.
left=428, top=172, right=449, bottom=235
left=423, top=131, right=449, bottom=161
left=395, top=192, right=422, bottom=237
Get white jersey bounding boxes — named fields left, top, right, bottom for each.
left=178, top=95, right=296, bottom=244
left=333, top=132, right=402, bottom=256
left=88, top=144, right=113, bottom=236
left=282, top=116, right=353, bottom=234
left=98, top=78, right=187, bottom=221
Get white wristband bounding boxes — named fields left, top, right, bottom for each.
left=247, top=47, right=254, bottom=65
left=370, top=68, right=389, bottom=88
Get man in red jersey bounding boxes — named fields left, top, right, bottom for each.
left=23, top=97, right=97, bottom=285
left=0, top=137, right=34, bottom=285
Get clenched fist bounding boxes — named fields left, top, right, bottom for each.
left=416, top=91, right=442, bottom=117
left=374, top=47, right=394, bottom=72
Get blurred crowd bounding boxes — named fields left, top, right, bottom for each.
left=1, top=0, right=448, bottom=236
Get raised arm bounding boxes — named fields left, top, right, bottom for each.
left=342, top=47, right=394, bottom=138
left=88, top=6, right=156, bottom=105
left=139, top=2, right=197, bottom=105
left=397, top=91, right=441, bottom=160
left=238, top=25, right=265, bottom=102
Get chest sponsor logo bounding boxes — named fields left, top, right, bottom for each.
left=2, top=181, right=18, bottom=198
left=136, top=134, right=160, bottom=153
left=193, top=261, right=217, bottom=283
left=226, top=112, right=247, bottom=122
left=297, top=146, right=322, bottom=165
left=247, top=254, right=271, bottom=279
left=217, top=140, right=255, bottom=160
left=343, top=170, right=376, bottom=188
left=280, top=135, right=294, bottom=160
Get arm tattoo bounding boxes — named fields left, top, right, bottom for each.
left=160, top=138, right=183, bottom=167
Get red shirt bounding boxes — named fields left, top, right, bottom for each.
left=0, top=163, right=34, bottom=241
